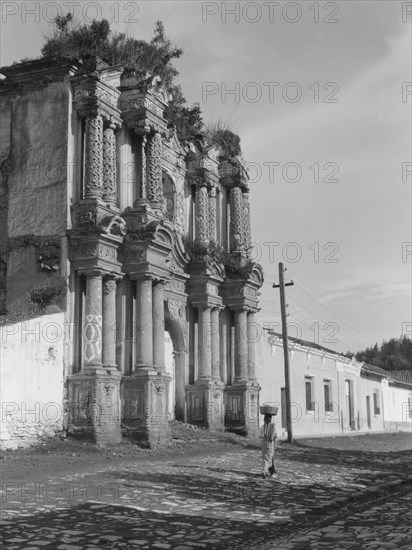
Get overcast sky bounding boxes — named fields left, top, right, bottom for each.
left=1, top=1, right=411, bottom=353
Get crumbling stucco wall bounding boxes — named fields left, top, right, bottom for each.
left=0, top=312, right=65, bottom=450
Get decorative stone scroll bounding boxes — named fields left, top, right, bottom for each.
left=167, top=299, right=187, bottom=345
left=174, top=188, right=185, bottom=235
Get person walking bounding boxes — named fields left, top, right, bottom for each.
left=260, top=413, right=278, bottom=479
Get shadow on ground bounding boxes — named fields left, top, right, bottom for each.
left=1, top=501, right=291, bottom=550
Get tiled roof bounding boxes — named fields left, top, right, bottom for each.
left=266, top=330, right=347, bottom=357
left=362, top=363, right=391, bottom=377
left=361, top=366, right=412, bottom=388
left=391, top=370, right=412, bottom=384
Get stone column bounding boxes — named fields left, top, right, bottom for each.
left=208, top=187, right=217, bottom=243
left=147, top=131, right=163, bottom=207
left=102, top=123, right=117, bottom=205
left=242, top=192, right=251, bottom=250
left=247, top=311, right=256, bottom=380
left=229, top=186, right=244, bottom=252
left=195, top=184, right=209, bottom=246
left=211, top=307, right=221, bottom=380
left=102, top=276, right=118, bottom=368
left=220, top=310, right=228, bottom=384
left=152, top=280, right=165, bottom=371
left=197, top=306, right=212, bottom=379
left=141, top=135, right=147, bottom=199
left=135, top=278, right=153, bottom=367
left=82, top=272, right=103, bottom=369
left=84, top=115, right=104, bottom=200
left=234, top=309, right=248, bottom=381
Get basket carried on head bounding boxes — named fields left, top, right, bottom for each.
left=260, top=404, right=278, bottom=416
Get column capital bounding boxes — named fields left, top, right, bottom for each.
left=103, top=278, right=117, bottom=295
left=131, top=274, right=154, bottom=283
left=104, top=119, right=121, bottom=131
left=193, top=304, right=211, bottom=312
left=79, top=268, right=105, bottom=279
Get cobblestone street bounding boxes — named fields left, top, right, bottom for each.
left=1, top=433, right=411, bottom=549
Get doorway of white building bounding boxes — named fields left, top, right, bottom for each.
left=164, top=331, right=175, bottom=420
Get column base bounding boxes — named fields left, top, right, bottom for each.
left=121, top=369, right=171, bottom=448
left=186, top=379, right=225, bottom=432
left=67, top=369, right=122, bottom=445
left=224, top=381, right=260, bottom=437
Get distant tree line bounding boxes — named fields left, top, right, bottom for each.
left=346, top=336, right=412, bottom=371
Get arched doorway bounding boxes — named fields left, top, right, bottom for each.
left=164, top=305, right=187, bottom=422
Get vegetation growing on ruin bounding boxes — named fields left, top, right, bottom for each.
left=41, top=15, right=241, bottom=154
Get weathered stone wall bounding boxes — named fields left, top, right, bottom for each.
left=0, top=312, right=65, bottom=450
left=0, top=93, right=12, bottom=314
left=0, top=79, right=70, bottom=318
left=7, top=82, right=69, bottom=237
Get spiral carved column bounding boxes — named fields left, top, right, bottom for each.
left=147, top=132, right=163, bottom=207
left=208, top=187, right=217, bottom=243
left=102, top=124, right=117, bottom=205
left=229, top=186, right=244, bottom=252
left=242, top=192, right=251, bottom=251
left=195, top=185, right=209, bottom=246
left=84, top=115, right=104, bottom=200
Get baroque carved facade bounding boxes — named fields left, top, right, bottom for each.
left=0, top=58, right=263, bottom=446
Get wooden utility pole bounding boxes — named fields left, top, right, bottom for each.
left=273, top=262, right=294, bottom=443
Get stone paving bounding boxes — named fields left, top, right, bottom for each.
left=1, top=435, right=411, bottom=549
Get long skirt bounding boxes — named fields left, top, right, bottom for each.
left=261, top=440, right=276, bottom=475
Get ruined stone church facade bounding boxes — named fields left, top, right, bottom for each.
left=0, top=58, right=263, bottom=446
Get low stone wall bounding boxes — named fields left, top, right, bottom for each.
left=383, top=421, right=412, bottom=433
left=0, top=312, right=65, bottom=450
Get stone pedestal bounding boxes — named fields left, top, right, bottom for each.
left=186, top=380, right=225, bottom=432
left=67, top=369, right=122, bottom=445
left=224, top=381, right=260, bottom=437
left=121, top=369, right=171, bottom=447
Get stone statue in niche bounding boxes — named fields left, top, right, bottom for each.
left=162, top=172, right=175, bottom=222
